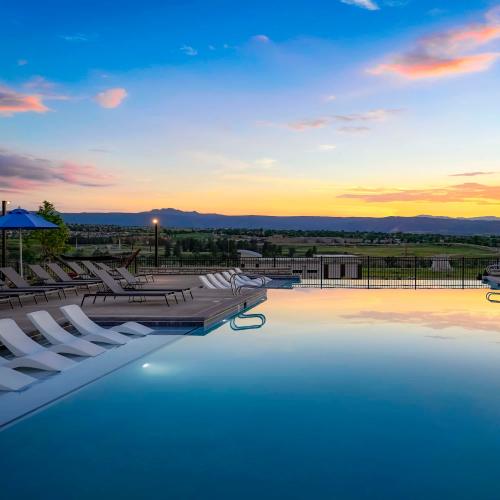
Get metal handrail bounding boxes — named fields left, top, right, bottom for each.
left=229, top=272, right=266, bottom=295
left=230, top=312, right=267, bottom=331
left=487, top=291, right=500, bottom=303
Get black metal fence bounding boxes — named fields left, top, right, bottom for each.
left=130, top=255, right=495, bottom=289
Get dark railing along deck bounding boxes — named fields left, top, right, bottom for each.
left=130, top=255, right=494, bottom=289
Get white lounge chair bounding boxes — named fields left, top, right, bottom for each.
left=222, top=271, right=264, bottom=288
left=206, top=273, right=230, bottom=289
left=0, top=359, right=36, bottom=391
left=0, top=319, right=77, bottom=372
left=233, top=267, right=272, bottom=283
left=60, top=305, right=153, bottom=344
left=199, top=275, right=217, bottom=289
left=27, top=311, right=106, bottom=357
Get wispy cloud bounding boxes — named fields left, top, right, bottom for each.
left=251, top=34, right=271, bottom=43
left=338, top=182, right=500, bottom=203
left=285, top=108, right=401, bottom=131
left=333, top=109, right=402, bottom=122
left=0, top=149, right=115, bottom=191
left=337, top=126, right=371, bottom=133
left=450, top=171, right=497, bottom=177
left=17, top=59, right=28, bottom=66
left=317, top=144, right=337, bottom=151
left=180, top=45, right=198, bottom=56
left=59, top=33, right=89, bottom=42
left=0, top=85, right=48, bottom=116
left=94, top=88, right=127, bottom=109
left=254, top=157, right=277, bottom=167
left=287, top=118, right=331, bottom=131
left=369, top=7, right=500, bottom=79
left=340, top=0, right=379, bottom=11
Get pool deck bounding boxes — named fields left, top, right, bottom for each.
left=0, top=275, right=267, bottom=335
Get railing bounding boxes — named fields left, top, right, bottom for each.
left=127, top=255, right=494, bottom=289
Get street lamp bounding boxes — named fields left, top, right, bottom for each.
left=152, top=218, right=159, bottom=267
left=1, top=200, right=11, bottom=267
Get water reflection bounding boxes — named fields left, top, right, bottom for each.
left=263, top=289, right=500, bottom=334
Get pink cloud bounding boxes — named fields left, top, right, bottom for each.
left=252, top=34, right=271, bottom=43
left=450, top=171, right=497, bottom=177
left=287, top=118, right=330, bottom=131
left=0, top=149, right=115, bottom=192
left=369, top=8, right=500, bottom=79
left=338, top=183, right=500, bottom=203
left=94, top=87, right=127, bottom=109
left=0, top=86, right=49, bottom=116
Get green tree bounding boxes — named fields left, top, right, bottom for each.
left=31, top=201, right=69, bottom=261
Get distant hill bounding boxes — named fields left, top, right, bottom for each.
left=61, top=208, right=500, bottom=236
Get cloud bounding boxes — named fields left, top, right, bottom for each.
left=337, top=126, right=371, bottom=133
left=180, top=45, right=198, bottom=56
left=338, top=182, right=500, bottom=203
left=333, top=108, right=402, bottom=122
left=254, top=157, right=277, bottom=167
left=59, top=33, right=89, bottom=42
left=369, top=7, right=500, bottom=79
left=450, top=171, right=497, bottom=177
left=325, top=94, right=337, bottom=102
left=94, top=88, right=127, bottom=109
left=0, top=149, right=115, bottom=192
left=340, top=0, right=379, bottom=10
left=0, top=86, right=49, bottom=116
left=285, top=108, right=400, bottom=131
left=17, top=59, right=28, bottom=66
left=317, top=144, right=337, bottom=151
left=252, top=34, right=271, bottom=43
left=287, top=118, right=330, bottom=131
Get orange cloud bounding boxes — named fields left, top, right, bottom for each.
left=94, top=87, right=127, bottom=108
left=0, top=86, right=48, bottom=116
left=369, top=8, right=500, bottom=79
left=370, top=53, right=500, bottom=79
left=339, top=183, right=500, bottom=203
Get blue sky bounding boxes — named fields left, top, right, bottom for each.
left=1, top=0, right=500, bottom=216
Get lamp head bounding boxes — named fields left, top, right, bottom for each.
left=152, top=218, right=158, bottom=225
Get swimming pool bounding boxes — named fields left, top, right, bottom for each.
left=2, top=288, right=500, bottom=499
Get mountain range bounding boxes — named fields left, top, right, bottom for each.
left=61, top=208, right=500, bottom=235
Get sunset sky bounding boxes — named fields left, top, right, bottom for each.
left=1, top=0, right=500, bottom=216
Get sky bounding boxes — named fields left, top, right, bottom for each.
left=1, top=0, right=500, bottom=217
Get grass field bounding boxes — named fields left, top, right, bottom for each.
left=287, top=243, right=500, bottom=257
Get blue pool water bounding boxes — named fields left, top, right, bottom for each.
left=2, top=288, right=500, bottom=499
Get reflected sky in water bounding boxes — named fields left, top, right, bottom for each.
left=1, top=289, right=500, bottom=499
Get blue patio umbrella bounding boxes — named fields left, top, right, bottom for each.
left=0, top=208, right=58, bottom=277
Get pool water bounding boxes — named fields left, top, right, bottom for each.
left=2, top=288, right=500, bottom=499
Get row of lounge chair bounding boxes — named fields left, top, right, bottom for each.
left=199, top=268, right=271, bottom=294
left=0, top=304, right=153, bottom=392
left=0, top=261, right=193, bottom=308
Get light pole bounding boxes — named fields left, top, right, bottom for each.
left=152, top=218, right=159, bottom=267
left=1, top=200, right=10, bottom=267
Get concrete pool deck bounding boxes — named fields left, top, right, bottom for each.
left=0, top=275, right=267, bottom=335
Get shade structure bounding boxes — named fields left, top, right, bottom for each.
left=0, top=208, right=58, bottom=277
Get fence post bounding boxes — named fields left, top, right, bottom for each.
left=320, top=256, right=323, bottom=289
left=414, top=256, right=417, bottom=289
left=462, top=257, right=465, bottom=289
left=367, top=256, right=370, bottom=289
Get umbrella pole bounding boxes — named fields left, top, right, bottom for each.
left=19, top=229, right=23, bottom=277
